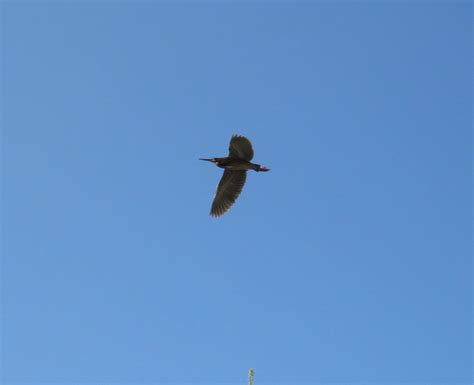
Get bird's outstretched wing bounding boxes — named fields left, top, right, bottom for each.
left=228, top=134, right=254, bottom=161
left=210, top=170, right=247, bottom=217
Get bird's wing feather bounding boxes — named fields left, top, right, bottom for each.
left=228, top=134, right=254, bottom=161
left=210, top=170, right=247, bottom=217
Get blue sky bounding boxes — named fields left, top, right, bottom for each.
left=1, top=2, right=471, bottom=385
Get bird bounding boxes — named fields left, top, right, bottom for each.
left=200, top=134, right=270, bottom=217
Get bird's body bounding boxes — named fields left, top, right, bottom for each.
left=200, top=135, right=269, bottom=217
left=209, top=157, right=262, bottom=171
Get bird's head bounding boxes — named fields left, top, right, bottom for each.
left=199, top=158, right=218, bottom=164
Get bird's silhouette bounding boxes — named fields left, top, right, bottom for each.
left=200, top=134, right=270, bottom=217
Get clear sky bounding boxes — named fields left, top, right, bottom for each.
left=1, top=2, right=471, bottom=385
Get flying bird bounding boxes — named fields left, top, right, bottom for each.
left=200, top=134, right=270, bottom=217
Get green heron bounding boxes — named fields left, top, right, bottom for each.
left=200, top=134, right=270, bottom=217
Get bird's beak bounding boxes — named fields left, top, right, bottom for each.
left=199, top=158, right=214, bottom=162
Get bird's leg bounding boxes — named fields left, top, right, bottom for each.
left=251, top=163, right=270, bottom=172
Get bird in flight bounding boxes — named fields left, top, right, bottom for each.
left=200, top=134, right=270, bottom=217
